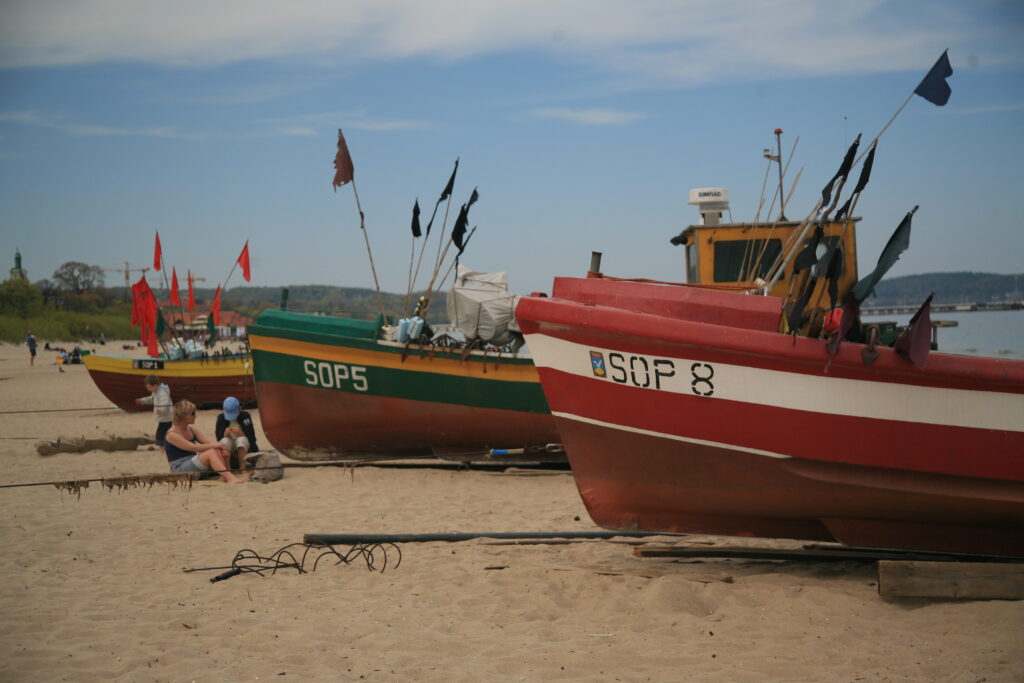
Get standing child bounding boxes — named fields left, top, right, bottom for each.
left=26, top=331, right=37, bottom=367
left=215, top=396, right=259, bottom=471
left=135, top=374, right=173, bottom=447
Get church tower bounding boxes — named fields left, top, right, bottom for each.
left=9, top=249, right=28, bottom=281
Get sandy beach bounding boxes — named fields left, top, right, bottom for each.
left=0, top=340, right=1021, bottom=682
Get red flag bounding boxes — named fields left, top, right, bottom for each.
left=131, top=276, right=157, bottom=346
left=187, top=271, right=195, bottom=311
left=169, top=268, right=181, bottom=306
left=894, top=293, right=934, bottom=369
left=153, top=231, right=162, bottom=271
left=147, top=325, right=159, bottom=358
left=332, top=129, right=354, bottom=191
left=211, top=285, right=222, bottom=325
left=237, top=241, right=251, bottom=282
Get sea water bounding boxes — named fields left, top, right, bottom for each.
left=862, top=309, right=1024, bottom=360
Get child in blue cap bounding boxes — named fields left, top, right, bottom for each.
left=215, top=396, right=259, bottom=472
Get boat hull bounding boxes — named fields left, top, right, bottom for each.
left=83, top=354, right=256, bottom=412
left=516, top=278, right=1024, bottom=556
left=249, top=310, right=559, bottom=460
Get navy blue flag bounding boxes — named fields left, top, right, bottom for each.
left=410, top=199, right=421, bottom=238
left=914, top=50, right=953, bottom=106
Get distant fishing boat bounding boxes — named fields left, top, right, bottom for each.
left=248, top=306, right=559, bottom=461
left=86, top=233, right=258, bottom=412
left=83, top=352, right=255, bottom=412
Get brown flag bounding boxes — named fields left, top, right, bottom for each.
left=332, top=129, right=355, bottom=191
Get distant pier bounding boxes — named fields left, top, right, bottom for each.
left=862, top=301, right=1023, bottom=316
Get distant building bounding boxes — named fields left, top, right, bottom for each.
left=8, top=250, right=28, bottom=281
left=159, top=304, right=253, bottom=338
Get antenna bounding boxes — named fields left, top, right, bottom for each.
left=761, top=128, right=787, bottom=221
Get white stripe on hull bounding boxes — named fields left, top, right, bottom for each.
left=526, top=333, right=1024, bottom=433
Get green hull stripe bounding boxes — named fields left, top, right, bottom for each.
left=252, top=348, right=550, bottom=414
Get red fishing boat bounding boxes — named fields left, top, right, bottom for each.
left=516, top=276, right=1024, bottom=556
left=515, top=55, right=1024, bottom=555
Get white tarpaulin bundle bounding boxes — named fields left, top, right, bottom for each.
left=446, top=265, right=521, bottom=346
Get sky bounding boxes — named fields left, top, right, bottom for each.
left=1, top=0, right=1023, bottom=300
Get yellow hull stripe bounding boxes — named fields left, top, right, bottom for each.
left=83, top=354, right=253, bottom=379
left=249, top=335, right=540, bottom=384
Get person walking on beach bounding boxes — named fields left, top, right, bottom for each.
left=164, top=399, right=244, bottom=484
left=134, top=375, right=172, bottom=447
left=215, top=396, right=259, bottom=472
left=25, top=331, right=37, bottom=366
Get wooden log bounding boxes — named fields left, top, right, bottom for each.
left=878, top=560, right=1024, bottom=600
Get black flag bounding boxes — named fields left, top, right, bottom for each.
left=793, top=223, right=824, bottom=274
left=410, top=199, right=421, bottom=238
left=821, top=134, right=861, bottom=207
left=914, top=50, right=953, bottom=106
left=425, top=159, right=459, bottom=236
left=439, top=158, right=459, bottom=201
left=852, top=206, right=918, bottom=303
left=451, top=188, right=479, bottom=255
left=835, top=143, right=876, bottom=221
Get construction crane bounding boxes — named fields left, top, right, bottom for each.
left=103, top=262, right=149, bottom=301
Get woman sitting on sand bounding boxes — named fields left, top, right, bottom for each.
left=164, top=400, right=244, bottom=484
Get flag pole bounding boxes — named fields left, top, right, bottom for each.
left=405, top=232, right=416, bottom=316
left=435, top=227, right=477, bottom=294
left=155, top=252, right=182, bottom=355
left=407, top=159, right=458, bottom=317
left=333, top=128, right=386, bottom=321
left=410, top=193, right=453, bottom=315
left=348, top=178, right=386, bottom=320
left=404, top=200, right=420, bottom=315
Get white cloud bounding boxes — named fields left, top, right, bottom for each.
left=0, top=110, right=198, bottom=139
left=0, top=108, right=427, bottom=139
left=2, top=0, right=1019, bottom=86
left=532, top=107, right=643, bottom=125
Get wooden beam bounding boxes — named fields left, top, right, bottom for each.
left=878, top=560, right=1024, bottom=600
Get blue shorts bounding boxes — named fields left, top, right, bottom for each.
left=169, top=454, right=210, bottom=474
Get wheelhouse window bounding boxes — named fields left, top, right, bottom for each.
left=713, top=239, right=782, bottom=282
left=686, top=242, right=699, bottom=284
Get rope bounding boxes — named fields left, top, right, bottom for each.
left=0, top=407, right=124, bottom=415
left=0, top=464, right=284, bottom=491
left=185, top=541, right=401, bottom=582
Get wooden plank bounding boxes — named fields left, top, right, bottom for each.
left=878, top=560, right=1024, bottom=600
left=633, top=545, right=987, bottom=563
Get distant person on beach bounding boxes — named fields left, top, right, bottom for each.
left=215, top=396, right=258, bottom=472
left=135, top=375, right=172, bottom=447
left=164, top=399, right=244, bottom=484
left=26, top=331, right=37, bottom=366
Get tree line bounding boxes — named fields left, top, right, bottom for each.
left=1, top=261, right=449, bottom=324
